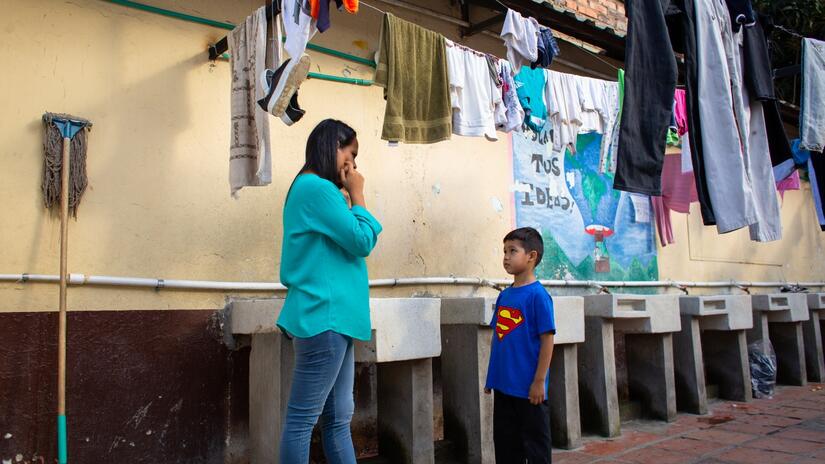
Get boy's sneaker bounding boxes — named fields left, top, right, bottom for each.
left=280, top=91, right=306, bottom=126
left=257, top=53, right=311, bottom=117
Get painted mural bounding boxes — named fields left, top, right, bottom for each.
left=511, top=130, right=658, bottom=281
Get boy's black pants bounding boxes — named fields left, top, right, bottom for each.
left=494, top=391, right=552, bottom=464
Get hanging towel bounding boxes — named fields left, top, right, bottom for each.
left=374, top=13, right=452, bottom=144
left=228, top=6, right=278, bottom=197
left=800, top=38, right=825, bottom=152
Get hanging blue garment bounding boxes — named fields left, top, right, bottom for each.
left=514, top=66, right=547, bottom=134
left=530, top=27, right=560, bottom=69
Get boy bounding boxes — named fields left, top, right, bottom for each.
left=485, top=227, right=556, bottom=464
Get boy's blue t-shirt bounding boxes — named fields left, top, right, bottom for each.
left=485, top=281, right=556, bottom=399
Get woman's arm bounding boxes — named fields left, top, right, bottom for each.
left=305, top=179, right=382, bottom=258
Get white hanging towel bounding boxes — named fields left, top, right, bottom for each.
left=228, top=6, right=281, bottom=197
left=800, top=38, right=825, bottom=152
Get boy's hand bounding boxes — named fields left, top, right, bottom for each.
left=484, top=388, right=491, bottom=395
left=528, top=380, right=546, bottom=405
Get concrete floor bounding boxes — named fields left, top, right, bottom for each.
left=555, top=384, right=825, bottom=464
left=357, top=384, right=825, bottom=463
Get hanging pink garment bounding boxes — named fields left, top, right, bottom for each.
left=674, top=89, right=688, bottom=136
left=652, top=153, right=699, bottom=246
left=776, top=170, right=801, bottom=200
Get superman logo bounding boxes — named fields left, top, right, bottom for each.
left=495, top=306, right=524, bottom=340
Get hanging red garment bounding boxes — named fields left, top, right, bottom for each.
left=309, top=0, right=358, bottom=19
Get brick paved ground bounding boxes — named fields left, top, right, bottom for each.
left=556, top=384, right=825, bottom=464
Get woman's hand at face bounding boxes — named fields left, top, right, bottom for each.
left=339, top=163, right=366, bottom=208
left=340, top=163, right=365, bottom=195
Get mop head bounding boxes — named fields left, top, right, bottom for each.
left=42, top=113, right=92, bottom=217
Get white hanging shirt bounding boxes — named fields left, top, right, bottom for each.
left=446, top=42, right=505, bottom=141
left=501, top=9, right=539, bottom=73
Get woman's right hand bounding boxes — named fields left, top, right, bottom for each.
left=340, top=164, right=366, bottom=207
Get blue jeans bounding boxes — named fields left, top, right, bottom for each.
left=280, top=330, right=357, bottom=464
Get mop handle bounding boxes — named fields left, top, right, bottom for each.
left=57, top=135, right=70, bottom=464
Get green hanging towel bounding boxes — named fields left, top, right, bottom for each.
left=374, top=13, right=452, bottom=144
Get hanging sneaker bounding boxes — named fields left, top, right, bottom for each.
left=257, top=53, right=311, bottom=117
left=280, top=91, right=306, bottom=126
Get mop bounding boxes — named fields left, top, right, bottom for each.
left=42, top=112, right=92, bottom=464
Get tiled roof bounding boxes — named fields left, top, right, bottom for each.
left=542, top=0, right=627, bottom=37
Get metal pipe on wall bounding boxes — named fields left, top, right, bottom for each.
left=1, top=273, right=822, bottom=293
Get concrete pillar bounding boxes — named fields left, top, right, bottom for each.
left=550, top=344, right=581, bottom=449
left=377, top=359, right=435, bottom=464
left=231, top=297, right=442, bottom=464
left=747, top=311, right=772, bottom=353
left=769, top=323, right=807, bottom=386
left=578, top=317, right=620, bottom=438
left=673, top=316, right=707, bottom=414
left=626, top=333, right=677, bottom=422
left=702, top=330, right=752, bottom=402
left=812, top=295, right=825, bottom=367
left=804, top=294, right=825, bottom=383
left=249, top=332, right=293, bottom=464
left=440, top=324, right=494, bottom=464
left=802, top=311, right=825, bottom=382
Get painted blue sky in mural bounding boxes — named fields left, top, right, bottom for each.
left=512, top=131, right=658, bottom=280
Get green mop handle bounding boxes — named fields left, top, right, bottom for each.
left=57, top=133, right=70, bottom=464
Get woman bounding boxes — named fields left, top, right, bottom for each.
left=277, top=119, right=382, bottom=463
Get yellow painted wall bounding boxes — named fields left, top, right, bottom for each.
left=1, top=0, right=823, bottom=312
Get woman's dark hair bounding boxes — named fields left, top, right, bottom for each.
left=301, top=119, right=357, bottom=187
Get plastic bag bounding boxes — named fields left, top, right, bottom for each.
left=748, top=339, right=777, bottom=399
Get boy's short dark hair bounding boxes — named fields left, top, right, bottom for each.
left=503, top=227, right=544, bottom=266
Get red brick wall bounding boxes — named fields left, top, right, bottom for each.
left=549, top=0, right=627, bottom=35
